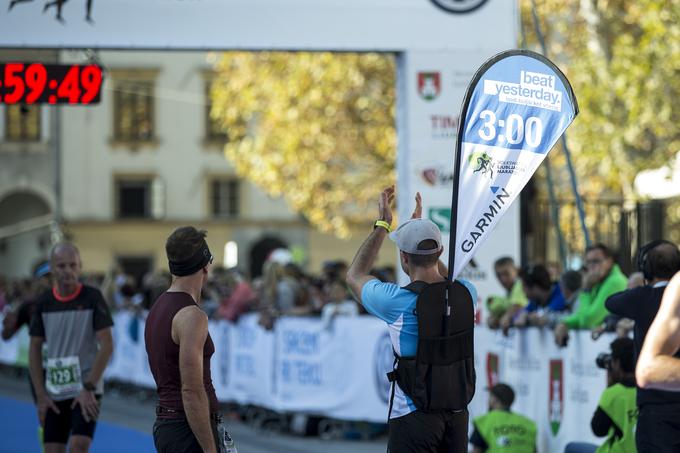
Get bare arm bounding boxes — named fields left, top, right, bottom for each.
left=636, top=273, right=680, bottom=391
left=347, top=228, right=387, bottom=303
left=347, top=186, right=395, bottom=303
left=70, top=328, right=113, bottom=422
left=176, top=307, right=217, bottom=453
left=499, top=304, right=525, bottom=335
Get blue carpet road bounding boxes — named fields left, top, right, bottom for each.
left=0, top=396, right=155, bottom=453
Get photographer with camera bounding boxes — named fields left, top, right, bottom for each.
left=605, top=240, right=680, bottom=452
left=564, top=338, right=637, bottom=453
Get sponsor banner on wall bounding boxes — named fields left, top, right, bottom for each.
left=273, top=316, right=391, bottom=420
left=468, top=328, right=611, bottom=453
left=1, top=313, right=612, bottom=445
left=448, top=50, right=579, bottom=278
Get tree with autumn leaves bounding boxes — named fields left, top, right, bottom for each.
left=522, top=0, right=680, bottom=201
left=210, top=52, right=395, bottom=238
left=210, top=1, right=679, bottom=238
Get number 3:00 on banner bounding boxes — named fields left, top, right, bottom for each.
left=477, top=110, right=543, bottom=148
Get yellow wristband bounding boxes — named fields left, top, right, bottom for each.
left=374, top=220, right=391, bottom=232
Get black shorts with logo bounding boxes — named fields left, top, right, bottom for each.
left=44, top=396, right=101, bottom=444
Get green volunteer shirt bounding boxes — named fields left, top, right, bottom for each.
left=489, top=280, right=528, bottom=318
left=473, top=410, right=537, bottom=452
left=596, top=383, right=637, bottom=453
left=563, top=265, right=627, bottom=329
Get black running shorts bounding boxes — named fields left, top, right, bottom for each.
left=388, top=409, right=469, bottom=453
left=43, top=396, right=101, bottom=444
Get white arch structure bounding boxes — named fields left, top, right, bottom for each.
left=0, top=0, right=520, bottom=294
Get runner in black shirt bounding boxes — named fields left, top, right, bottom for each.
left=29, top=243, right=114, bottom=453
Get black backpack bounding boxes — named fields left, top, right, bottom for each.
left=387, top=279, right=476, bottom=415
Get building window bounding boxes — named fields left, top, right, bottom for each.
left=113, top=77, right=155, bottom=143
left=211, top=179, right=240, bottom=218
left=205, top=79, right=228, bottom=143
left=5, top=104, right=41, bottom=142
left=116, top=178, right=152, bottom=219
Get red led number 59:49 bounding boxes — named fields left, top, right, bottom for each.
left=0, top=63, right=103, bottom=105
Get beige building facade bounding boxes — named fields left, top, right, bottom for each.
left=29, top=50, right=395, bottom=281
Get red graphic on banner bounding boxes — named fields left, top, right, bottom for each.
left=549, top=359, right=564, bottom=435
left=486, top=352, right=499, bottom=389
left=417, top=72, right=441, bottom=101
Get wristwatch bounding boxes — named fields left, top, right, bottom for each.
left=83, top=382, right=96, bottom=392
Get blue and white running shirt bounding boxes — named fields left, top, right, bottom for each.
left=361, top=279, right=477, bottom=419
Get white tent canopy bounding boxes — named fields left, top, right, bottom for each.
left=634, top=151, right=680, bottom=199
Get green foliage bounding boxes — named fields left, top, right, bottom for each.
left=522, top=0, right=680, bottom=199
left=211, top=52, right=396, bottom=238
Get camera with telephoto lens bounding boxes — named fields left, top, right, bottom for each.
left=596, top=352, right=612, bottom=370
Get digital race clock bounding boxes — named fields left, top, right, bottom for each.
left=0, top=63, right=103, bottom=105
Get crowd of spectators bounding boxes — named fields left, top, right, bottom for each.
left=0, top=255, right=399, bottom=334
left=485, top=242, right=680, bottom=348
left=2, top=241, right=677, bottom=344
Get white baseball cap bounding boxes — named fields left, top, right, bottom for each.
left=389, top=218, right=443, bottom=255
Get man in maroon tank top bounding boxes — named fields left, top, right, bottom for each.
left=145, top=226, right=235, bottom=453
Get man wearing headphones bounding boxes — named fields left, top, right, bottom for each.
left=605, top=239, right=680, bottom=452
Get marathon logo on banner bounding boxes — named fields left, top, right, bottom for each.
left=448, top=50, right=578, bottom=279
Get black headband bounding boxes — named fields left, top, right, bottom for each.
left=169, top=242, right=213, bottom=277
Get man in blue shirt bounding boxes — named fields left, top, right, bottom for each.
left=512, top=264, right=566, bottom=329
left=346, top=187, right=477, bottom=452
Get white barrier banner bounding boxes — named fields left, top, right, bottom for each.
left=0, top=313, right=615, bottom=451
left=469, top=327, right=614, bottom=453
left=274, top=316, right=390, bottom=420
left=220, top=314, right=276, bottom=407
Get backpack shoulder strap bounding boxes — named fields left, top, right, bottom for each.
left=402, top=280, right=430, bottom=294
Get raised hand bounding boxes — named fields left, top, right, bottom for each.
left=378, top=185, right=395, bottom=226
left=410, top=192, right=422, bottom=219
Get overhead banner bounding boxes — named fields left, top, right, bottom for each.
left=0, top=0, right=513, bottom=51
left=448, top=50, right=578, bottom=278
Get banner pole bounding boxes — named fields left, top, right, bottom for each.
left=447, top=131, right=463, bottom=281
left=531, top=0, right=591, bottom=249
left=560, top=134, right=592, bottom=246
left=544, top=156, right=568, bottom=270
